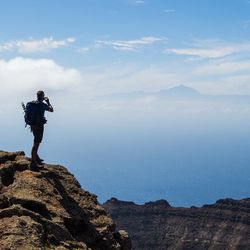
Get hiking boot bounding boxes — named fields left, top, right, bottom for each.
left=37, top=159, right=44, bottom=165
left=29, top=161, right=40, bottom=172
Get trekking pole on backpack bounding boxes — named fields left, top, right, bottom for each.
left=21, top=102, right=26, bottom=112
left=21, top=102, right=28, bottom=127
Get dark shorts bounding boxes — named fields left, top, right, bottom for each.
left=31, top=125, right=44, bottom=143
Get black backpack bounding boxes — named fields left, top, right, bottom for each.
left=22, top=101, right=47, bottom=126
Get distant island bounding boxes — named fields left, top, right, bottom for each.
left=99, top=85, right=250, bottom=103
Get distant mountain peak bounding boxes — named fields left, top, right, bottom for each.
left=157, top=85, right=201, bottom=97
left=173, top=84, right=198, bottom=91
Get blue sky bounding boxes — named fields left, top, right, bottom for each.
left=0, top=0, right=250, bottom=101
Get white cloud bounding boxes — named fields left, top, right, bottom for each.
left=164, top=9, right=175, bottom=13
left=166, top=40, right=250, bottom=58
left=195, top=60, right=250, bottom=76
left=79, top=47, right=91, bottom=53
left=0, top=37, right=75, bottom=54
left=78, top=41, right=103, bottom=54
left=0, top=57, right=89, bottom=121
left=166, top=48, right=233, bottom=58
left=0, top=57, right=82, bottom=102
left=94, top=36, right=164, bottom=51
left=128, top=0, right=145, bottom=5
left=216, top=74, right=250, bottom=95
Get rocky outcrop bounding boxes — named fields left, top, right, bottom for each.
left=103, top=197, right=250, bottom=250
left=0, top=151, right=131, bottom=250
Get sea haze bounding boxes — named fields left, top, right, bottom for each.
left=49, top=112, right=250, bottom=207
left=45, top=86, right=250, bottom=207
left=3, top=86, right=250, bottom=207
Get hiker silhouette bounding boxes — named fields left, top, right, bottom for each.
left=24, top=90, right=54, bottom=168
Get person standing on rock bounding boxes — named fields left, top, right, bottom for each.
left=29, top=90, right=54, bottom=165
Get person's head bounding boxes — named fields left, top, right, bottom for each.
left=37, top=90, right=45, bottom=101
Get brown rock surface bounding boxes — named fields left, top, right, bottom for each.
left=0, top=151, right=131, bottom=250
left=103, top=197, right=250, bottom=250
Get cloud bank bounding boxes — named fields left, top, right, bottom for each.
left=0, top=57, right=81, bottom=104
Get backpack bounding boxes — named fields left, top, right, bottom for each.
left=22, top=101, right=47, bottom=126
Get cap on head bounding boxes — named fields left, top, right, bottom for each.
left=37, top=90, right=45, bottom=100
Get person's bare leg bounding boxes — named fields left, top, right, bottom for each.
left=31, top=142, right=40, bottom=162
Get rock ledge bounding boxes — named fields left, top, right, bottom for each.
left=0, top=150, right=131, bottom=250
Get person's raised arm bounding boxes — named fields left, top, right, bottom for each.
left=44, top=97, right=54, bottom=112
